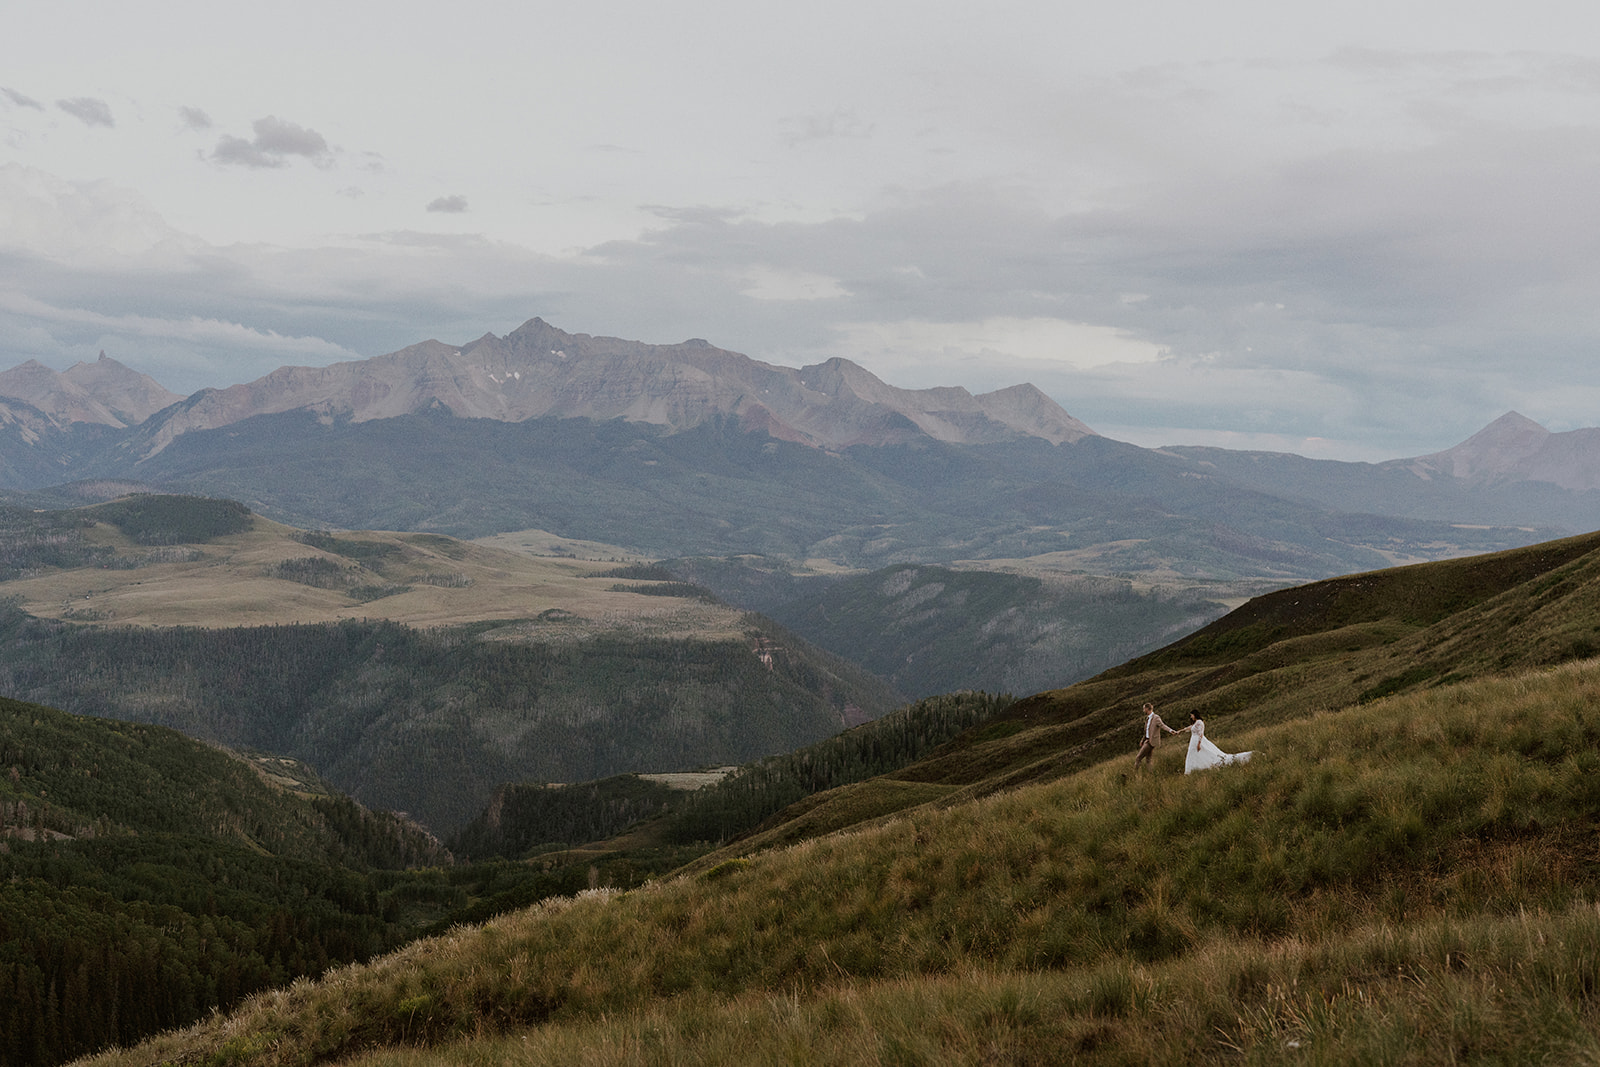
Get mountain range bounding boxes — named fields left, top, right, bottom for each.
left=6, top=318, right=1092, bottom=462
left=0, top=319, right=1595, bottom=586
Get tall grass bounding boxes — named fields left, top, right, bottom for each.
left=81, top=658, right=1600, bottom=1066
left=177, top=905, right=1600, bottom=1066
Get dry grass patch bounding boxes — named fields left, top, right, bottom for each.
left=1, top=518, right=751, bottom=635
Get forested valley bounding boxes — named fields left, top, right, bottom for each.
left=0, top=605, right=897, bottom=834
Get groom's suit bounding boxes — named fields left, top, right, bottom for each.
left=1135, top=708, right=1173, bottom=767
left=1143, top=710, right=1172, bottom=746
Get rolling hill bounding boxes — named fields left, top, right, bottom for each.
left=73, top=527, right=1600, bottom=1065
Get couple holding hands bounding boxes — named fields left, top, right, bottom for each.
left=1135, top=703, right=1252, bottom=775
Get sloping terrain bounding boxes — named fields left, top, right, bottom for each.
left=698, top=528, right=1600, bottom=857
left=75, top=529, right=1600, bottom=1066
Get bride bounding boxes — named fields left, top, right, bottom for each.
left=1183, top=711, right=1252, bottom=774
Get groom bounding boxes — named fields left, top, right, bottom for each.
left=1134, top=702, right=1178, bottom=769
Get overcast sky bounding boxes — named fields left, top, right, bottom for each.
left=4, top=1, right=1600, bottom=461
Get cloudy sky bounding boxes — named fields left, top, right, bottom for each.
left=4, top=0, right=1600, bottom=461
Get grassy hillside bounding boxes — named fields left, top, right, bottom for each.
left=80, top=660, right=1600, bottom=1066
left=74, top=529, right=1600, bottom=1065
left=724, top=527, right=1600, bottom=841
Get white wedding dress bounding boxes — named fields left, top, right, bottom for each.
left=1184, top=718, right=1252, bottom=774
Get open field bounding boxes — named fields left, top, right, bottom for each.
left=0, top=516, right=747, bottom=637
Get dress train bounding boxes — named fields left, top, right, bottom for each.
left=1184, top=719, right=1252, bottom=774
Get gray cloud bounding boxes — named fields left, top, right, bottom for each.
left=211, top=115, right=331, bottom=168
left=251, top=115, right=328, bottom=157
left=56, top=97, right=114, bottom=128
left=778, top=107, right=874, bottom=146
left=211, top=136, right=283, bottom=169
left=425, top=195, right=469, bottom=213
left=2, top=88, right=43, bottom=111
left=178, top=106, right=213, bottom=131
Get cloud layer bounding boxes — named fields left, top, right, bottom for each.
left=4, top=3, right=1600, bottom=462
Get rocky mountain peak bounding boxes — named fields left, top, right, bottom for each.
left=1395, top=411, right=1600, bottom=492
left=0, top=353, right=181, bottom=429
left=1411, top=411, right=1550, bottom=481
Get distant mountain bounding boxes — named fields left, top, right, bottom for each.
left=124, top=318, right=1094, bottom=459
left=1393, top=410, right=1600, bottom=492
left=1165, top=411, right=1600, bottom=532
left=0, top=352, right=181, bottom=429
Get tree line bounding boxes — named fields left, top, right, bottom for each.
left=453, top=691, right=1012, bottom=861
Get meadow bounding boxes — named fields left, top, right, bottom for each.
left=80, top=656, right=1600, bottom=1065
left=0, top=512, right=739, bottom=635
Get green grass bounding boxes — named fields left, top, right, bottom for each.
left=76, top=656, right=1600, bottom=1066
